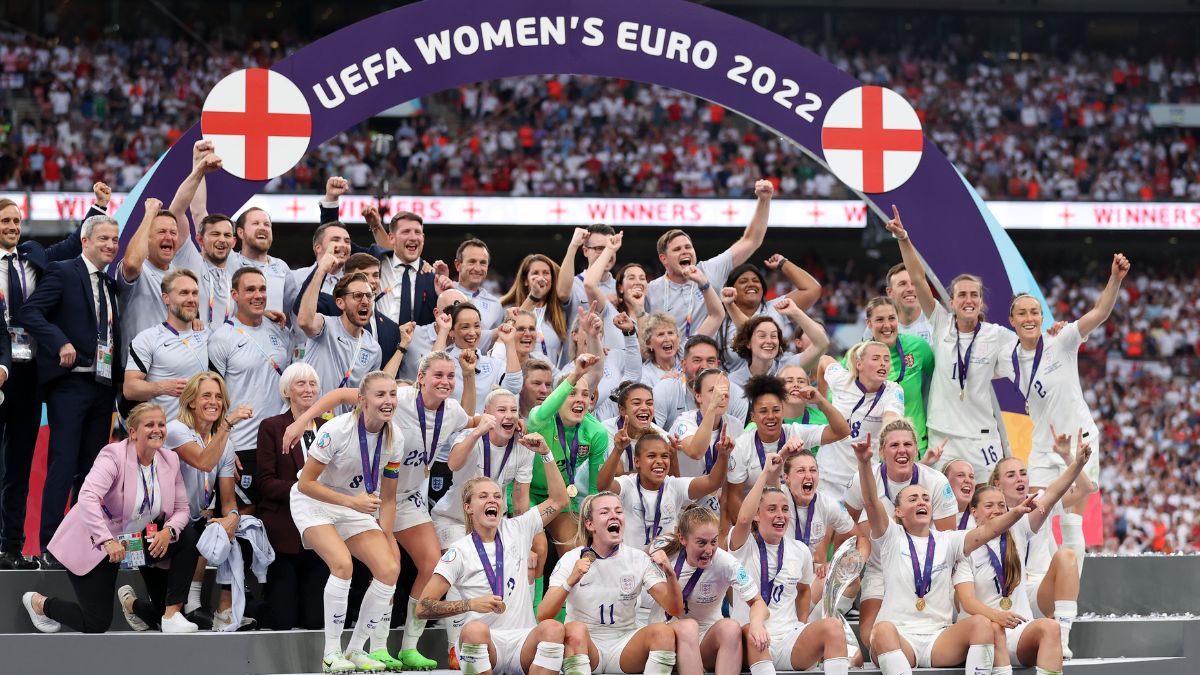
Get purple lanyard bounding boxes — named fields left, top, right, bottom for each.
left=1011, top=338, right=1044, bottom=405
left=617, top=416, right=633, bottom=469
left=555, top=416, right=581, bottom=483
left=471, top=530, right=505, bottom=596
left=754, top=533, right=785, bottom=604
left=482, top=434, right=514, bottom=480
left=850, top=381, right=886, bottom=438
left=905, top=531, right=936, bottom=601
left=794, top=497, right=817, bottom=545
left=636, top=476, right=666, bottom=545
left=138, top=461, right=156, bottom=515
left=696, top=410, right=723, bottom=472
left=958, top=510, right=971, bottom=530
left=880, top=464, right=919, bottom=501
left=357, top=415, right=384, bottom=494
left=953, top=323, right=980, bottom=397
left=673, top=551, right=704, bottom=615
left=985, top=533, right=1007, bottom=597
left=415, top=393, right=445, bottom=468
left=893, top=337, right=908, bottom=382
left=753, top=428, right=787, bottom=469
left=800, top=407, right=810, bottom=424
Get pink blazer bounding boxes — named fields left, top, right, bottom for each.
left=48, top=440, right=191, bottom=576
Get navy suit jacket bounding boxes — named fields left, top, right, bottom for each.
left=0, top=311, right=11, bottom=376
left=19, top=257, right=123, bottom=387
left=4, top=204, right=97, bottom=333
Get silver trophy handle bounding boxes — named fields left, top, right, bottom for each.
left=822, top=536, right=864, bottom=619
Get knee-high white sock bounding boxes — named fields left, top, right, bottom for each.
left=992, top=665, right=1014, bottom=675
left=348, top=580, right=396, bottom=653
left=1054, top=600, right=1077, bottom=648
left=1035, top=668, right=1063, bottom=675
left=1061, top=513, right=1086, bottom=576
left=458, top=643, right=491, bottom=675
left=400, top=595, right=427, bottom=650
left=824, top=655, right=850, bottom=675
left=369, top=606, right=392, bottom=652
left=323, top=576, right=352, bottom=656
left=185, top=581, right=203, bottom=613
left=835, top=593, right=854, bottom=614
left=965, top=644, right=994, bottom=675
left=562, top=653, right=592, bottom=675
left=643, top=650, right=676, bottom=675
left=877, top=649, right=912, bottom=675
left=749, top=660, right=776, bottom=675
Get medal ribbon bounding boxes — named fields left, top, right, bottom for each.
left=905, top=531, right=936, bottom=602
left=754, top=532, right=785, bottom=604
left=415, top=393, right=445, bottom=468
left=696, top=411, right=723, bottom=472
left=482, top=434, right=515, bottom=480
left=985, top=533, right=1008, bottom=598
left=357, top=415, right=385, bottom=494
left=753, top=428, right=787, bottom=469
left=636, top=475, right=666, bottom=545
left=794, top=498, right=817, bottom=545
left=880, top=463, right=919, bottom=501
left=673, top=552, right=704, bottom=615
left=953, top=324, right=980, bottom=398
left=1010, top=338, right=1044, bottom=406
left=555, top=415, right=581, bottom=487
left=850, top=381, right=886, bottom=438
left=472, top=531, right=505, bottom=596
left=893, top=336, right=908, bottom=382
left=958, top=510, right=971, bottom=530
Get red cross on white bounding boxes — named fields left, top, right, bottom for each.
left=820, top=86, right=923, bottom=194
left=201, top=68, right=312, bottom=181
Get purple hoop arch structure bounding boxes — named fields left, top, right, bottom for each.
left=114, top=0, right=1044, bottom=430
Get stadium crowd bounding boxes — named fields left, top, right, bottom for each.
left=2, top=32, right=1199, bottom=201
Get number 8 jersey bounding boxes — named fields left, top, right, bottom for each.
left=307, top=412, right=402, bottom=496
left=549, top=545, right=666, bottom=639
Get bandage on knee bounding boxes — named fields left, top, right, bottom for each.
left=531, top=641, right=564, bottom=671
left=458, top=643, right=491, bottom=675
left=562, top=653, right=593, bottom=675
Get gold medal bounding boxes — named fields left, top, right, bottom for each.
left=915, top=598, right=926, bottom=611
left=959, top=390, right=965, bottom=401
left=567, top=485, right=578, bottom=498
left=1000, top=597, right=1012, bottom=610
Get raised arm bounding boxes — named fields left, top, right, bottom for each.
left=691, top=265, right=727, bottom=337
left=884, top=205, right=938, bottom=317
left=596, top=428, right=628, bottom=494
left=297, top=253, right=335, bottom=338
left=529, top=353, right=599, bottom=427
left=726, top=180, right=774, bottom=266
left=448, top=415, right=492, bottom=472
left=1032, top=428, right=1094, bottom=528
left=687, top=426, right=732, bottom=499
left=584, top=232, right=621, bottom=312
left=170, top=151, right=222, bottom=225
left=1077, top=253, right=1130, bottom=338
left=281, top=388, right=358, bottom=449
left=120, top=197, right=162, bottom=282
left=964, top=495, right=1037, bottom=555
left=526, top=433, right=568, bottom=525
left=855, top=434, right=889, bottom=540
left=730, top=451, right=783, bottom=551
left=774, top=298, right=828, bottom=372
left=173, top=407, right=252, bottom=473
left=721, top=287, right=750, bottom=329
left=458, top=349, right=478, bottom=416
left=764, top=254, right=822, bottom=311
left=557, top=228, right=588, bottom=304
left=684, top=384, right=727, bottom=461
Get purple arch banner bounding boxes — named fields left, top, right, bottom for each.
left=117, top=0, right=1040, bottom=421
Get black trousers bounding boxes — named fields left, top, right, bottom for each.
left=257, top=549, right=328, bottom=630
left=0, top=361, right=41, bottom=553
left=43, top=520, right=201, bottom=633
left=40, top=373, right=114, bottom=548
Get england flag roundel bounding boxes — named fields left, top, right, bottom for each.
left=820, top=86, right=924, bottom=194
left=201, top=68, right=312, bottom=181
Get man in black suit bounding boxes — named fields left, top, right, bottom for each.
left=0, top=186, right=108, bottom=569
left=372, top=210, right=438, bottom=326
left=19, top=208, right=124, bottom=568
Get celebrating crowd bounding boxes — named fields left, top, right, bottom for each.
left=0, top=136, right=1136, bottom=675
left=2, top=29, right=1199, bottom=201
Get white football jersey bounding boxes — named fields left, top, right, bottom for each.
left=953, top=516, right=1035, bottom=618
left=730, top=533, right=814, bottom=637
left=1010, top=322, right=1100, bottom=465
left=390, top=386, right=469, bottom=494
left=817, top=362, right=905, bottom=492
left=670, top=410, right=747, bottom=479
left=614, top=474, right=695, bottom=548
left=600, top=417, right=670, bottom=474
left=785, top=490, right=855, bottom=557
left=432, top=508, right=543, bottom=631
left=646, top=548, right=758, bottom=631
left=430, top=430, right=536, bottom=525
left=550, top=545, right=666, bottom=639
left=874, top=522, right=967, bottom=635
left=729, top=423, right=825, bottom=493
left=308, top=412, right=403, bottom=498
left=926, top=304, right=1017, bottom=438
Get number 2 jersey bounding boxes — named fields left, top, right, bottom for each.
left=433, top=509, right=543, bottom=632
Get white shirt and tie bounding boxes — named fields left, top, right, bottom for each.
left=0, top=248, right=35, bottom=321
left=376, top=255, right=422, bottom=324
left=76, top=257, right=113, bottom=374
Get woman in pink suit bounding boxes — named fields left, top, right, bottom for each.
left=21, top=403, right=202, bottom=633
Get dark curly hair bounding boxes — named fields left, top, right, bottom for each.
left=742, top=374, right=788, bottom=409
left=731, top=315, right=784, bottom=360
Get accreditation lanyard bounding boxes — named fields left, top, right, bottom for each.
left=207, top=268, right=230, bottom=325
left=235, top=325, right=283, bottom=375
left=162, top=323, right=206, bottom=370
left=138, top=461, right=156, bottom=515
left=338, top=332, right=365, bottom=388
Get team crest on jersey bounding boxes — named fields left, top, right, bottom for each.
left=942, top=484, right=953, bottom=499
left=358, top=350, right=371, bottom=366
left=431, top=477, right=444, bottom=492
left=269, top=334, right=282, bottom=347
left=736, top=565, right=751, bottom=586
left=700, top=581, right=714, bottom=597
left=316, top=432, right=332, bottom=449
left=240, top=475, right=252, bottom=489
left=904, top=352, right=915, bottom=368
left=441, top=549, right=457, bottom=563
left=619, top=574, right=637, bottom=595
left=478, top=362, right=493, bottom=375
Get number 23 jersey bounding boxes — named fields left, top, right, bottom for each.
left=433, top=509, right=543, bottom=631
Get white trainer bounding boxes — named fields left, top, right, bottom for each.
left=21, top=592, right=61, bottom=633
left=322, top=651, right=355, bottom=673
left=160, top=611, right=199, bottom=633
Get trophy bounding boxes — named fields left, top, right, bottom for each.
left=823, top=536, right=864, bottom=655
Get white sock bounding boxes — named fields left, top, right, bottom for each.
left=458, top=642, right=490, bottom=675
left=369, top=608, right=392, bottom=653
left=643, top=650, right=676, bottom=675
left=400, top=595, right=426, bottom=651
left=1035, top=668, right=1063, bottom=675
left=1062, top=513, right=1086, bottom=576
left=836, top=593, right=854, bottom=614
left=323, top=576, right=352, bottom=656
left=992, top=665, right=1014, bottom=675
left=348, top=580, right=395, bottom=653
left=1055, top=600, right=1077, bottom=648
left=877, top=649, right=912, bottom=675
left=965, top=644, right=994, bottom=675
left=184, top=581, right=203, bottom=614
left=749, top=660, right=776, bottom=675
left=824, top=655, right=850, bottom=675
left=563, top=653, right=592, bottom=675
